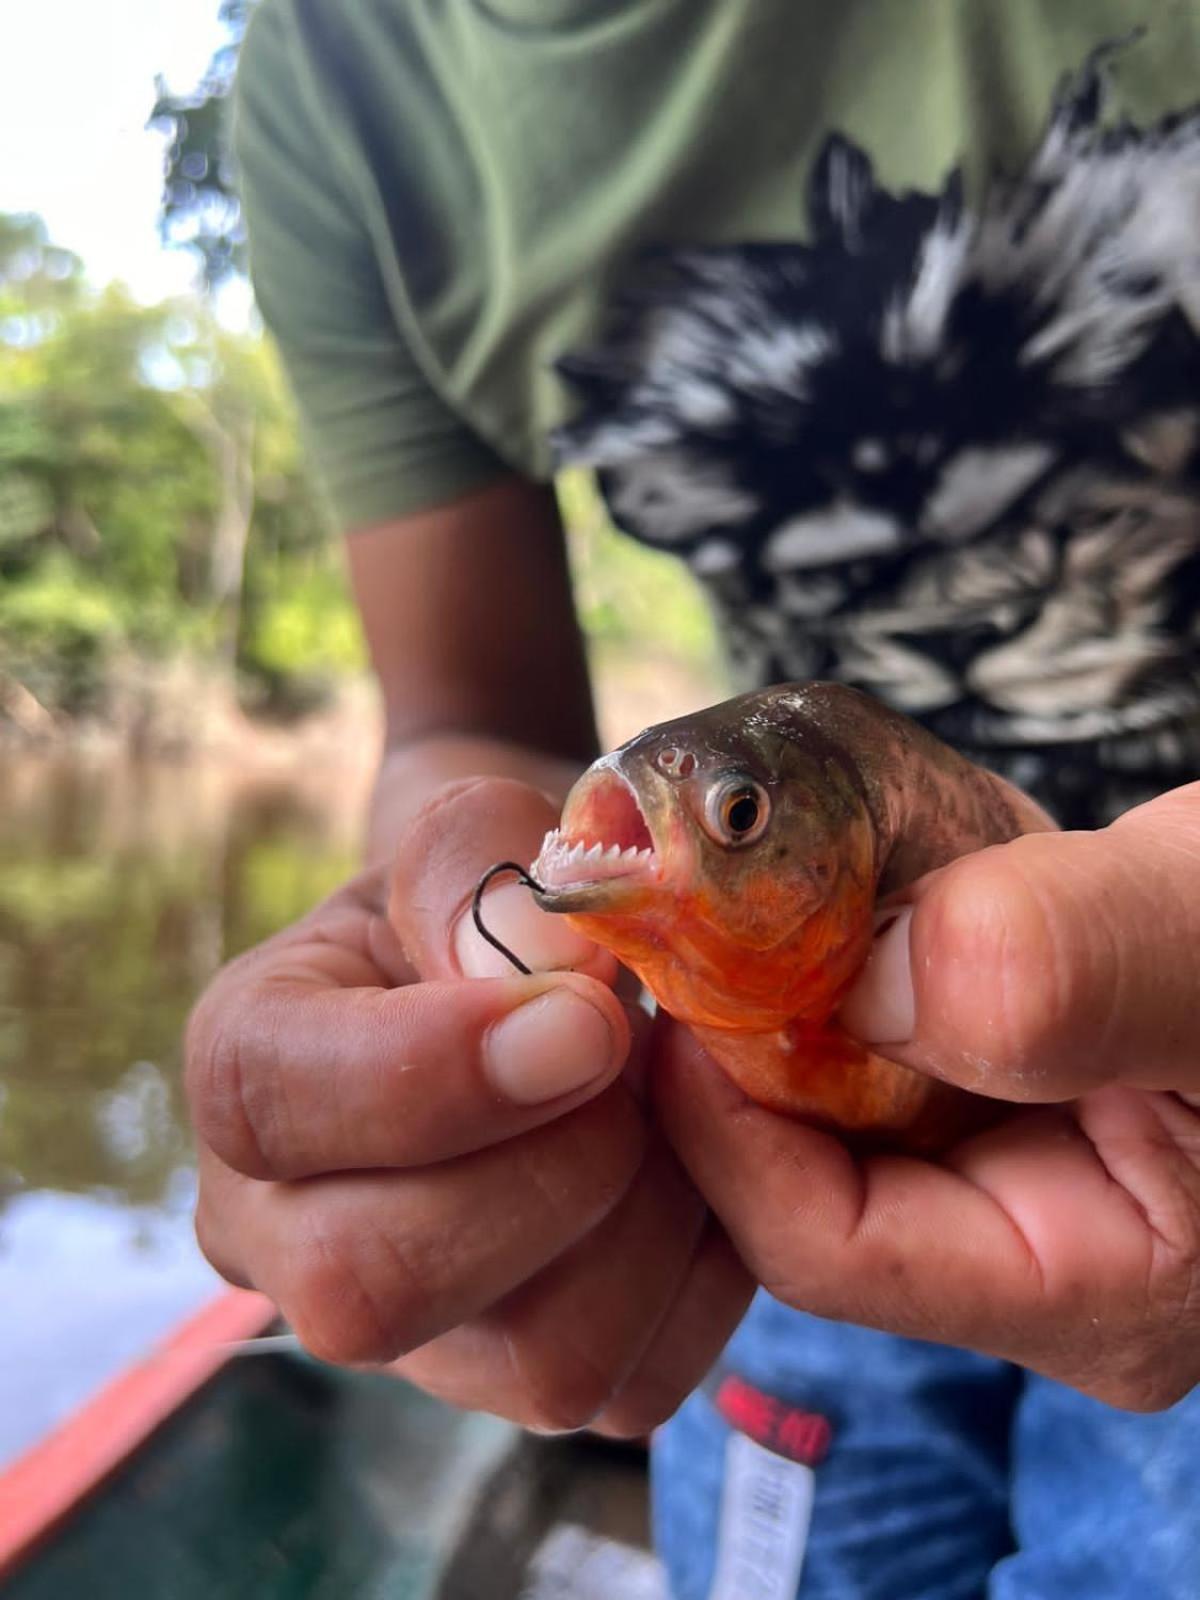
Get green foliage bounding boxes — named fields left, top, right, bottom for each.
left=151, top=1, right=256, bottom=288
left=0, top=557, right=125, bottom=713
left=0, top=469, right=53, bottom=548
left=245, top=559, right=366, bottom=684
left=0, top=211, right=352, bottom=721
left=558, top=470, right=722, bottom=668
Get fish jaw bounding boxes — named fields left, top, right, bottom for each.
left=532, top=761, right=676, bottom=914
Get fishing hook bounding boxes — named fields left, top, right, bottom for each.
left=471, top=861, right=547, bottom=976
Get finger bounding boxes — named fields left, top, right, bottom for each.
left=840, top=783, right=1200, bottom=1100
left=489, top=1137, right=705, bottom=1429
left=392, top=1222, right=752, bottom=1438
left=389, top=776, right=614, bottom=982
left=395, top=1137, right=708, bottom=1430
left=187, top=961, right=634, bottom=1180
left=654, top=1030, right=1166, bottom=1379
left=194, top=1087, right=647, bottom=1365
left=591, top=1224, right=755, bottom=1439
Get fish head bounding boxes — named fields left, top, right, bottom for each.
left=532, top=689, right=879, bottom=1029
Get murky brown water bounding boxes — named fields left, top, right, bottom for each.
left=0, top=751, right=372, bottom=1466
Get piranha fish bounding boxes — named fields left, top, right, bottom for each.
left=531, top=682, right=1055, bottom=1149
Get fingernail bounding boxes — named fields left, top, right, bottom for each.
left=483, top=988, right=619, bottom=1104
left=454, top=880, right=598, bottom=978
left=839, top=907, right=916, bottom=1045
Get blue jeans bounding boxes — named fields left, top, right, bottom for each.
left=652, top=1293, right=1200, bottom=1599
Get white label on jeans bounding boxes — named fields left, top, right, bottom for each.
left=707, top=1430, right=815, bottom=1600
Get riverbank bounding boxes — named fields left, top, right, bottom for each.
left=0, top=646, right=726, bottom=772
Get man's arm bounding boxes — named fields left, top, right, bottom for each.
left=344, top=474, right=601, bottom=856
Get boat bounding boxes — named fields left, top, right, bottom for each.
left=0, top=1288, right=657, bottom=1599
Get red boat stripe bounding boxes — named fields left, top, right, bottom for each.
left=0, top=1287, right=277, bottom=1579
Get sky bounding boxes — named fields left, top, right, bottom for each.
left=0, top=0, right=230, bottom=302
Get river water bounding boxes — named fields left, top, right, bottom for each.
left=0, top=751, right=371, bottom=1468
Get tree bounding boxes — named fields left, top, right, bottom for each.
left=150, top=1, right=257, bottom=289
left=0, top=211, right=354, bottom=723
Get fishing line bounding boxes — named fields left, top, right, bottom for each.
left=471, top=861, right=546, bottom=976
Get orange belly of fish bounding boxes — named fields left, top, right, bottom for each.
left=691, top=1021, right=971, bottom=1150
left=562, top=907, right=984, bottom=1152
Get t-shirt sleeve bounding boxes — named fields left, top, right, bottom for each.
left=231, top=3, right=509, bottom=530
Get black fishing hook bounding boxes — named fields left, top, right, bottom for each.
left=471, top=861, right=547, bottom=975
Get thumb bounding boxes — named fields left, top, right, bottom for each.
left=839, top=785, right=1200, bottom=1102
left=390, top=775, right=614, bottom=983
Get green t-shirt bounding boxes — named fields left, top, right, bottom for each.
left=234, top=0, right=1200, bottom=530
left=236, top=1, right=1200, bottom=829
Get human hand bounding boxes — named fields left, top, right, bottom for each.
left=655, top=783, right=1200, bottom=1410
left=187, top=773, right=751, bottom=1435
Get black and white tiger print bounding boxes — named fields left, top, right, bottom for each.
left=553, top=48, right=1200, bottom=827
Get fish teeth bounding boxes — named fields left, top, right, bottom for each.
left=534, top=828, right=657, bottom=886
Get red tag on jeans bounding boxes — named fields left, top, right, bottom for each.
left=712, top=1372, right=833, bottom=1467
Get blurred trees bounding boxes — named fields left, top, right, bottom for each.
left=0, top=210, right=363, bottom=725
left=152, top=0, right=255, bottom=288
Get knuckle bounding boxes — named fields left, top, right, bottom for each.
left=283, top=1225, right=414, bottom=1368
left=193, top=1198, right=249, bottom=1289
left=398, top=776, right=534, bottom=868
left=523, top=1369, right=615, bottom=1435
left=1072, top=1294, right=1196, bottom=1413
left=596, top=1376, right=687, bottom=1438
left=542, top=1093, right=649, bottom=1227
left=282, top=1203, right=457, bottom=1368
left=185, top=991, right=287, bottom=1180
left=496, top=1310, right=626, bottom=1435
left=923, top=849, right=1081, bottom=1087
left=1092, top=1357, right=1188, bottom=1414
left=528, top=1345, right=622, bottom=1434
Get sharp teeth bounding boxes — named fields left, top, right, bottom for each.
left=536, top=828, right=658, bottom=885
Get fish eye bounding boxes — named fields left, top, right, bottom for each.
left=702, top=776, right=770, bottom=848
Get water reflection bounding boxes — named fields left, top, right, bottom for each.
left=0, top=1186, right=216, bottom=1464
left=0, top=751, right=371, bottom=1464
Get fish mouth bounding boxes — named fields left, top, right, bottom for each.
left=533, top=767, right=661, bottom=909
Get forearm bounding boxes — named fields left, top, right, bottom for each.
left=347, top=476, right=601, bottom=863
